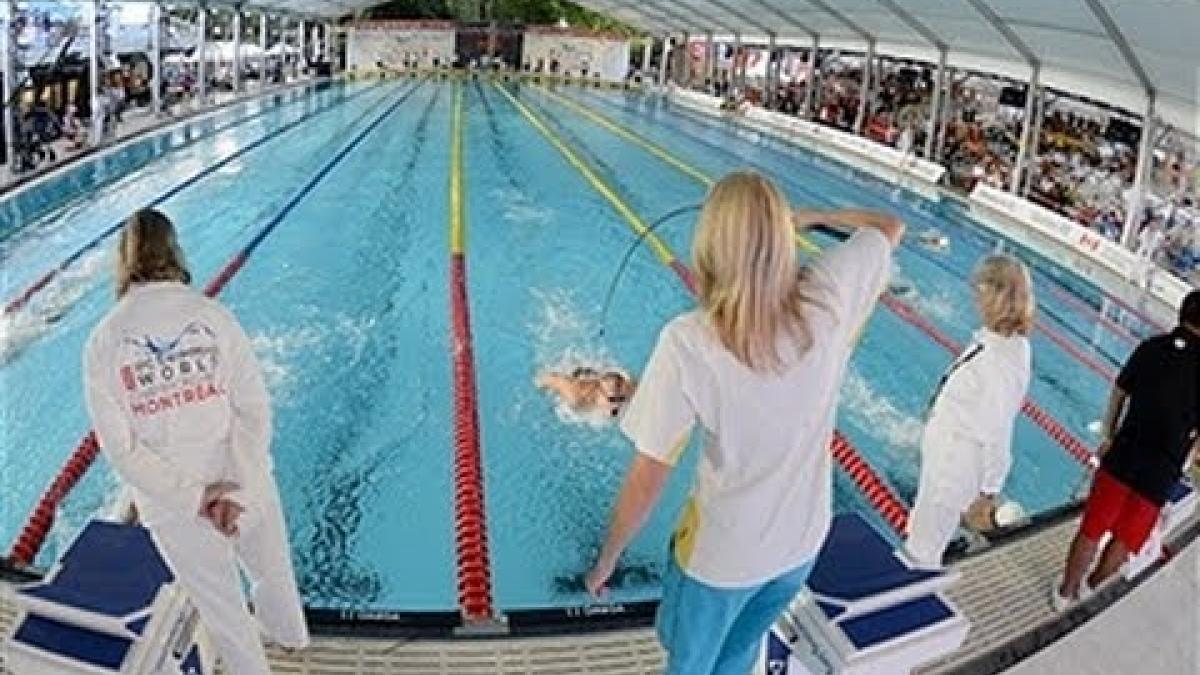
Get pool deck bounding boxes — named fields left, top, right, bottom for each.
left=2, top=498, right=1196, bottom=674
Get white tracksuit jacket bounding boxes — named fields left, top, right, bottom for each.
left=906, top=327, right=1031, bottom=567
left=84, top=281, right=308, bottom=674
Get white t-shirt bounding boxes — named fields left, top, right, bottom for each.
left=620, top=230, right=893, bottom=587
left=84, top=282, right=274, bottom=526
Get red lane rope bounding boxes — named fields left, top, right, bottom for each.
left=8, top=253, right=250, bottom=566
left=832, top=431, right=910, bottom=533
left=880, top=293, right=1097, bottom=467
left=449, top=254, right=495, bottom=621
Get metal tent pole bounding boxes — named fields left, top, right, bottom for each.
left=854, top=39, right=875, bottom=134
left=1, top=1, right=15, bottom=168
left=89, top=0, right=102, bottom=144
left=150, top=3, right=162, bottom=114
left=658, top=33, right=671, bottom=86
left=233, top=7, right=242, bottom=92
left=803, top=35, right=818, bottom=118
left=260, top=12, right=268, bottom=89
left=924, top=48, right=946, bottom=158
left=766, top=31, right=777, bottom=107
left=197, top=5, right=208, bottom=103
left=1010, top=65, right=1040, bottom=194
left=1122, top=95, right=1157, bottom=250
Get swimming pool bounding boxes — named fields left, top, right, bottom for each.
left=0, top=75, right=1154, bottom=629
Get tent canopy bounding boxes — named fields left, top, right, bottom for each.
left=219, top=1, right=1195, bottom=128
left=574, top=0, right=1198, bottom=129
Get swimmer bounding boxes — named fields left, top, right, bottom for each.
left=536, top=367, right=637, bottom=419
left=918, top=229, right=950, bottom=252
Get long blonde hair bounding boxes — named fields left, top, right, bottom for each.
left=693, top=171, right=814, bottom=373
left=974, top=254, right=1035, bottom=336
left=116, top=208, right=191, bottom=298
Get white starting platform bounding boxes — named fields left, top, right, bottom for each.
left=1124, top=477, right=1197, bottom=579
left=760, top=513, right=969, bottom=675
left=4, top=520, right=209, bottom=675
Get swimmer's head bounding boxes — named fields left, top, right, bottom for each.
left=973, top=254, right=1035, bottom=337
left=600, top=373, right=634, bottom=417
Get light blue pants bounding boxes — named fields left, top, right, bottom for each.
left=656, top=551, right=814, bottom=675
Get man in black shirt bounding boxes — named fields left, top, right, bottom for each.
left=1054, top=290, right=1200, bottom=610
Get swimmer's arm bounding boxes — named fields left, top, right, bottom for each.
left=593, top=453, right=672, bottom=573
left=794, top=209, right=905, bottom=247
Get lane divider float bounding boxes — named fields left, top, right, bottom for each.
left=8, top=80, right=425, bottom=567
left=448, top=85, right=496, bottom=624
left=495, top=81, right=910, bottom=535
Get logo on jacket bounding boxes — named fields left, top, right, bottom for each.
left=118, top=321, right=224, bottom=415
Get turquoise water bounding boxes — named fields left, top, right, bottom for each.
left=0, top=78, right=1149, bottom=615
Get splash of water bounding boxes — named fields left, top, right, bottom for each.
left=841, top=367, right=924, bottom=488
left=0, top=249, right=109, bottom=366
left=527, top=287, right=626, bottom=431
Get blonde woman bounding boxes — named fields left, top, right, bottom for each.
left=83, top=209, right=308, bottom=675
left=584, top=172, right=903, bottom=675
left=905, top=255, right=1034, bottom=568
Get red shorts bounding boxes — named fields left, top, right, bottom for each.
left=1079, top=469, right=1161, bottom=553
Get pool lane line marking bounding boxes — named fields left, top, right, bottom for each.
left=494, top=81, right=911, bottom=535
left=580, top=89, right=1104, bottom=465
left=491, top=82, right=679, bottom=274
left=2, top=80, right=392, bottom=317
left=448, top=83, right=497, bottom=623
left=538, top=86, right=823, bottom=256
left=9, top=79, right=426, bottom=567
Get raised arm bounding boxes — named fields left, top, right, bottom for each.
left=793, top=208, right=906, bottom=247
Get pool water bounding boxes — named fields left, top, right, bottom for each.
left=0, top=77, right=1153, bottom=617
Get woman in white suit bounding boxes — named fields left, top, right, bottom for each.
left=83, top=209, right=308, bottom=675
left=905, top=254, right=1034, bottom=568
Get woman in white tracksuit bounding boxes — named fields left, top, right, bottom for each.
left=905, top=254, right=1034, bottom=568
left=83, top=209, right=308, bottom=675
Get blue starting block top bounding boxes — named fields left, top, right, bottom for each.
left=1167, top=478, right=1193, bottom=504
left=18, top=521, right=173, bottom=621
left=808, top=514, right=946, bottom=612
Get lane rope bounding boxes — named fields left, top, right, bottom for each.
left=8, top=79, right=425, bottom=567
left=448, top=84, right=496, bottom=622
left=496, top=81, right=911, bottom=535
left=537, top=85, right=823, bottom=255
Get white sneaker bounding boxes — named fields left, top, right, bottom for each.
left=1050, top=580, right=1076, bottom=613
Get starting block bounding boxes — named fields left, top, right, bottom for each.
left=5, top=520, right=209, bottom=674
left=758, top=514, right=969, bottom=674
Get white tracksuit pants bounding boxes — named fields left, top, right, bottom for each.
left=147, top=486, right=307, bottom=675
left=905, top=430, right=988, bottom=568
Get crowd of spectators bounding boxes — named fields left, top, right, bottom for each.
left=689, top=49, right=1199, bottom=283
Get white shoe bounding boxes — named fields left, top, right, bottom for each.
left=1079, top=577, right=1095, bottom=602
left=1050, top=580, right=1076, bottom=613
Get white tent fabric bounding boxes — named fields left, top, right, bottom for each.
left=573, top=0, right=1199, bottom=130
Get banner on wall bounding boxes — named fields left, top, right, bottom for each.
left=521, top=28, right=630, bottom=81
left=348, top=21, right=456, bottom=68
